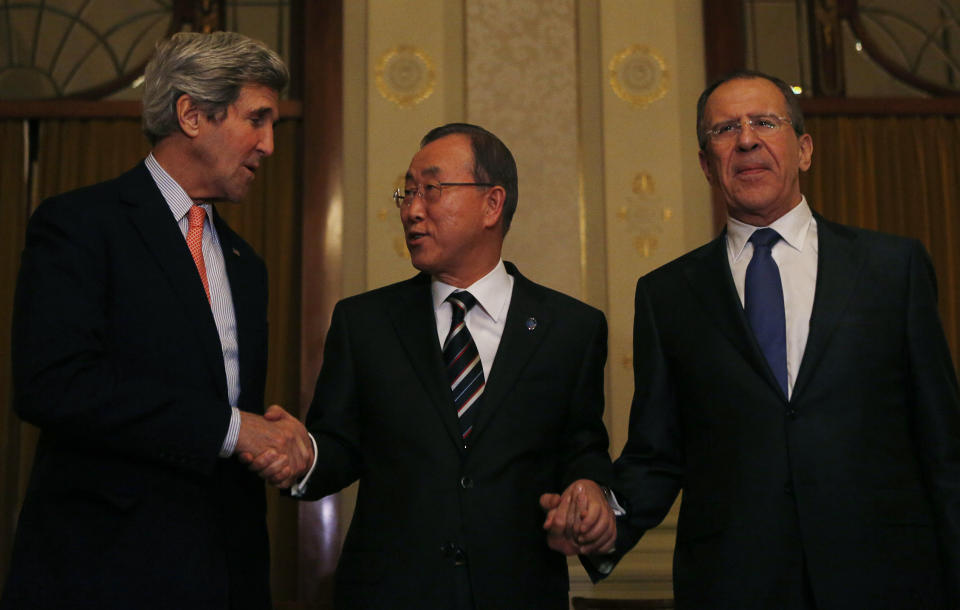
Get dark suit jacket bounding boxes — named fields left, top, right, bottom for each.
left=3, top=163, right=271, bottom=610
left=609, top=214, right=960, bottom=609
left=298, top=262, right=613, bottom=610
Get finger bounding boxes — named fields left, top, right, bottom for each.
left=577, top=511, right=611, bottom=546
left=580, top=522, right=617, bottom=555
left=247, top=449, right=277, bottom=471
left=255, top=453, right=289, bottom=479
left=237, top=452, right=254, bottom=464
left=540, top=493, right=561, bottom=512
left=263, top=404, right=288, bottom=421
left=544, top=492, right=571, bottom=532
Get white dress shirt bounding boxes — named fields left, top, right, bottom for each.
left=145, top=153, right=241, bottom=456
left=725, top=197, right=819, bottom=399
left=431, top=259, right=514, bottom=375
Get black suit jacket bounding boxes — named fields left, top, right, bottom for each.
left=609, top=214, right=960, bottom=609
left=298, top=263, right=613, bottom=610
left=3, top=163, right=271, bottom=610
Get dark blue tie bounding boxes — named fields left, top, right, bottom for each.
left=745, top=228, right=788, bottom=396
left=443, top=292, right=485, bottom=442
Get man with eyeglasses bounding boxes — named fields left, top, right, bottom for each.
left=583, top=70, right=960, bottom=608
left=277, top=123, right=616, bottom=609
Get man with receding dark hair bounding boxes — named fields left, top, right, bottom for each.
left=282, top=123, right=615, bottom=609
left=591, top=70, right=960, bottom=609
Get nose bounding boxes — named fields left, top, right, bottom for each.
left=258, top=123, right=275, bottom=157
left=735, top=118, right=760, bottom=151
left=401, top=192, right=426, bottom=223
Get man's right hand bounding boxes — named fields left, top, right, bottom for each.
left=235, top=405, right=313, bottom=488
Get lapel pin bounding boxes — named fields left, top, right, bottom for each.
left=232, top=247, right=240, bottom=257
left=525, top=317, right=537, bottom=331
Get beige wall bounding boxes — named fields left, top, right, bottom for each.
left=342, top=0, right=713, bottom=601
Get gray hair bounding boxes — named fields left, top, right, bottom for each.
left=142, top=31, right=289, bottom=144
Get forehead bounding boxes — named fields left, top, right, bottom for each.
left=407, top=134, right=474, bottom=179
left=703, top=78, right=788, bottom=123
left=233, top=84, right=280, bottom=115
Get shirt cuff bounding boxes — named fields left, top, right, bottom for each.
left=219, top=406, right=241, bottom=458
left=290, top=433, right=319, bottom=497
left=604, top=486, right=627, bottom=517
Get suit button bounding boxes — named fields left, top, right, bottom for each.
left=460, top=476, right=473, bottom=489
left=452, top=546, right=467, bottom=566
left=786, top=408, right=798, bottom=420
left=784, top=482, right=794, bottom=496
left=440, top=542, right=452, bottom=557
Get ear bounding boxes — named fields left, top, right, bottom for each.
left=176, top=94, right=202, bottom=139
left=481, top=185, right=506, bottom=230
left=797, top=133, right=813, bottom=172
left=698, top=149, right=715, bottom=185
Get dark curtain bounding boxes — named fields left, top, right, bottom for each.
left=1, top=118, right=303, bottom=600
left=0, top=120, right=27, bottom=590
left=802, top=115, right=960, bottom=375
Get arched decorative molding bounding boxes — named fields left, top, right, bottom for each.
left=0, top=0, right=225, bottom=101
left=837, top=0, right=960, bottom=96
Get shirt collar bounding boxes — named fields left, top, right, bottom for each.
left=431, top=259, right=512, bottom=322
left=145, top=152, right=211, bottom=222
left=726, top=195, right=812, bottom=262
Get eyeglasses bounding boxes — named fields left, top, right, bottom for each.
left=392, top=182, right=495, bottom=208
left=703, top=115, right=793, bottom=143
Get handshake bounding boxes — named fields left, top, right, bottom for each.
left=234, top=405, right=314, bottom=489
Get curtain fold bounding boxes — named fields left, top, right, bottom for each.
left=0, top=119, right=27, bottom=590
left=3, top=118, right=302, bottom=599
left=802, top=115, right=960, bottom=373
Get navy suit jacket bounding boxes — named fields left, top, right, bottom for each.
left=3, top=163, right=271, bottom=610
left=609, top=214, right=960, bottom=609
left=298, top=263, right=613, bottom=610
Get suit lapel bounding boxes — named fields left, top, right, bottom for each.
left=121, top=163, right=228, bottom=399
left=682, top=235, right=782, bottom=395
left=386, top=275, right=465, bottom=448
left=471, top=264, right=551, bottom=442
left=792, top=215, right=863, bottom=399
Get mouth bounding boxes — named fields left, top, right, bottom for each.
left=734, top=164, right=769, bottom=177
left=243, top=163, right=259, bottom=177
left=406, top=230, right=428, bottom=245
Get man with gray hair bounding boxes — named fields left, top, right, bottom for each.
left=2, top=31, right=310, bottom=610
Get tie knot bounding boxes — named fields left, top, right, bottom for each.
left=447, top=291, right=478, bottom=321
left=188, top=205, right=206, bottom=229
left=749, top=227, right=781, bottom=250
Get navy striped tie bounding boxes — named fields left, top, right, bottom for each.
left=443, top=291, right=485, bottom=442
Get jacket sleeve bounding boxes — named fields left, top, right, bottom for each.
left=904, top=239, right=960, bottom=604
left=297, top=301, right=365, bottom=499
left=598, top=277, right=685, bottom=577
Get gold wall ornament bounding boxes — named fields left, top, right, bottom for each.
left=375, top=45, right=436, bottom=108
left=632, top=171, right=656, bottom=196
left=608, top=44, right=669, bottom=108
left=616, top=170, right=671, bottom=258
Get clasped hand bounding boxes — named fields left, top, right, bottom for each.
left=540, top=479, right=617, bottom=556
left=235, top=405, right=313, bottom=489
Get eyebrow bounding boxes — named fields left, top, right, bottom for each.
left=248, top=106, right=278, bottom=121
left=405, top=166, right=441, bottom=182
